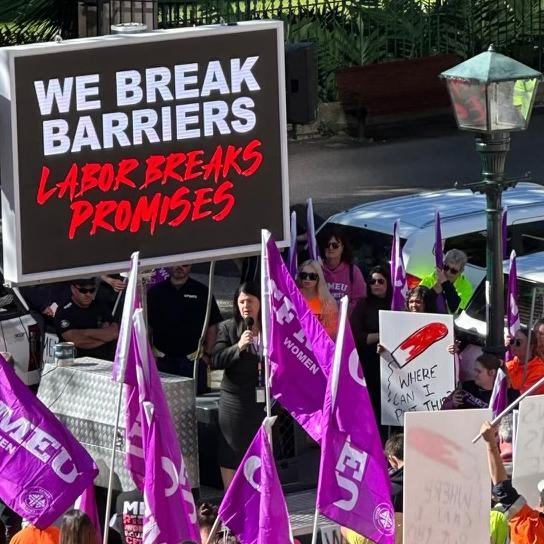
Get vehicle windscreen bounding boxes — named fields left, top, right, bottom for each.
left=445, top=220, right=544, bottom=269
left=465, top=274, right=544, bottom=327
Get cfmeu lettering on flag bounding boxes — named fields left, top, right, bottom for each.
left=269, top=278, right=321, bottom=376
left=0, top=400, right=79, bottom=483
left=32, top=57, right=264, bottom=239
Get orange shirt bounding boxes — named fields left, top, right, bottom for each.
left=306, top=296, right=322, bottom=317
left=509, top=504, right=544, bottom=544
left=10, top=526, right=60, bottom=544
left=305, top=296, right=338, bottom=339
left=506, top=356, right=544, bottom=395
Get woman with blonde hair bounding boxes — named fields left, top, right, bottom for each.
left=296, top=260, right=338, bottom=338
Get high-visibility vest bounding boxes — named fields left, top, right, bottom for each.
left=513, top=79, right=537, bottom=119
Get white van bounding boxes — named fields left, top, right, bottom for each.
left=320, top=182, right=544, bottom=288
left=456, top=250, right=544, bottom=344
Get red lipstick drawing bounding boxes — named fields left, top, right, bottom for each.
left=380, top=322, right=448, bottom=368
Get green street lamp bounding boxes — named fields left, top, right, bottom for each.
left=441, top=46, right=542, bottom=355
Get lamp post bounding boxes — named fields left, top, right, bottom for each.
left=441, top=46, right=542, bottom=355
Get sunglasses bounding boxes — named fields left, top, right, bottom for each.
left=326, top=242, right=341, bottom=250
left=75, top=286, right=96, bottom=294
left=370, top=278, right=386, bottom=285
left=443, top=265, right=460, bottom=275
left=299, top=272, right=319, bottom=281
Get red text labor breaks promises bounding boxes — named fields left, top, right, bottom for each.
left=0, top=21, right=288, bottom=283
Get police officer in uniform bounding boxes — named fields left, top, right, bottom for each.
left=147, top=264, right=222, bottom=394
left=54, top=277, right=119, bottom=361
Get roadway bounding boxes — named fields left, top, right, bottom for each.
left=288, top=110, right=544, bottom=220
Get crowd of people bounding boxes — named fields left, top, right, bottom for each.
left=8, top=222, right=544, bottom=544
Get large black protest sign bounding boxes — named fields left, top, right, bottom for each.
left=0, top=22, right=288, bottom=283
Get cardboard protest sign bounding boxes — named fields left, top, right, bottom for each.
left=513, top=394, right=544, bottom=508
left=404, top=409, right=491, bottom=544
left=0, top=21, right=289, bottom=284
left=379, top=310, right=455, bottom=426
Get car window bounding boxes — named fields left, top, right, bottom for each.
left=444, top=220, right=544, bottom=269
left=445, top=231, right=487, bottom=267
left=511, top=220, right=544, bottom=256
left=465, top=274, right=544, bottom=327
left=318, top=224, right=401, bottom=275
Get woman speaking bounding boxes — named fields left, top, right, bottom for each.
left=212, top=281, right=264, bottom=489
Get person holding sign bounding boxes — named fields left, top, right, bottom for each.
left=481, top=420, right=544, bottom=544
left=405, top=285, right=437, bottom=314
left=212, top=282, right=263, bottom=490
left=296, top=260, right=338, bottom=338
left=442, top=354, right=517, bottom=409
left=351, top=265, right=392, bottom=427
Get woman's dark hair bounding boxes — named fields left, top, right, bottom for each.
left=317, top=225, right=354, bottom=265
left=368, top=265, right=392, bottom=301
left=233, top=281, right=261, bottom=325
left=60, top=510, right=96, bottom=544
left=406, top=285, right=437, bottom=313
left=197, top=502, right=218, bottom=530
left=476, top=353, right=501, bottom=372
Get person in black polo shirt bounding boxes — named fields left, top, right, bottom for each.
left=54, top=277, right=119, bottom=361
left=147, top=264, right=222, bottom=394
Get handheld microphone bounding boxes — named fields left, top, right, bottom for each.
left=243, top=317, right=256, bottom=354
left=244, top=316, right=255, bottom=330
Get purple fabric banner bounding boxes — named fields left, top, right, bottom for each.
left=74, top=484, right=102, bottom=543
left=132, top=310, right=200, bottom=544
left=390, top=219, right=407, bottom=311
left=502, top=208, right=508, bottom=259
left=110, top=252, right=145, bottom=489
left=112, top=252, right=140, bottom=384
left=490, top=368, right=509, bottom=419
left=263, top=231, right=335, bottom=442
left=218, top=418, right=293, bottom=544
left=434, top=211, right=446, bottom=313
left=306, top=197, right=318, bottom=262
left=0, top=357, right=98, bottom=529
left=288, top=210, right=298, bottom=278
left=317, top=298, right=395, bottom=543
left=506, top=250, right=520, bottom=347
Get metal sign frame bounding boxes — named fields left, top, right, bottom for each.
left=0, top=21, right=289, bottom=284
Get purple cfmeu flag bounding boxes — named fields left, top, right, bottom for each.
left=131, top=309, right=199, bottom=544
left=317, top=297, right=395, bottom=543
left=434, top=211, right=446, bottom=313
left=112, top=251, right=140, bottom=384
left=390, top=219, right=407, bottom=311
left=262, top=230, right=335, bottom=442
left=110, top=253, right=145, bottom=489
left=0, top=357, right=98, bottom=529
left=306, top=197, right=318, bottom=261
left=218, top=418, right=293, bottom=544
left=75, top=485, right=102, bottom=543
left=502, top=208, right=508, bottom=259
left=492, top=250, right=520, bottom=417
left=288, top=210, right=298, bottom=278
left=506, top=250, right=520, bottom=349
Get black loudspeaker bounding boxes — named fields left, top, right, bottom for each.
left=285, top=42, right=318, bottom=124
